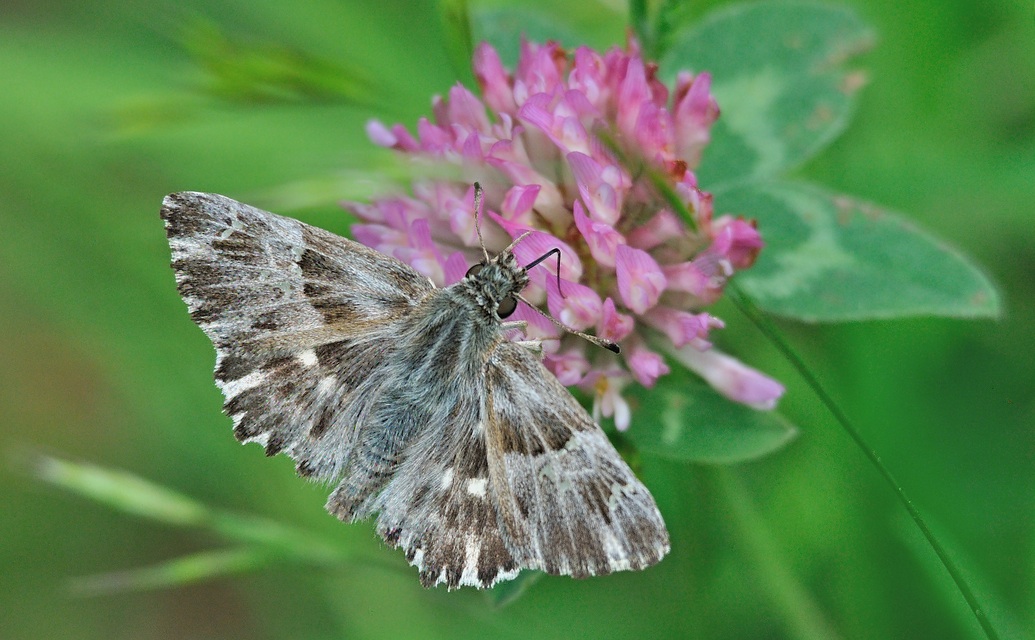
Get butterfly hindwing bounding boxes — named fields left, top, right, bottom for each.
left=484, top=342, right=670, bottom=578
left=161, top=192, right=434, bottom=480
left=342, top=386, right=521, bottom=589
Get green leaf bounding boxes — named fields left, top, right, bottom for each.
left=470, top=7, right=580, bottom=66
left=626, top=368, right=797, bottom=464
left=661, top=2, right=875, bottom=187
left=719, top=181, right=1002, bottom=321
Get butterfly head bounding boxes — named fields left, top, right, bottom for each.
left=463, top=249, right=529, bottom=320
left=466, top=182, right=619, bottom=353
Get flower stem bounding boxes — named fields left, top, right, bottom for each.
left=725, top=282, right=1000, bottom=640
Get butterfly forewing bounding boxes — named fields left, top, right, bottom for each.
left=162, top=192, right=433, bottom=479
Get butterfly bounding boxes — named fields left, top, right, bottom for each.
left=161, top=188, right=669, bottom=589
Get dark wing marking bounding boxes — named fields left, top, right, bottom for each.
left=161, top=192, right=435, bottom=480
left=484, top=342, right=669, bottom=579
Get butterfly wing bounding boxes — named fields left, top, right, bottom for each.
left=338, top=381, right=522, bottom=589
left=484, top=342, right=670, bottom=579
left=161, top=192, right=435, bottom=479
left=339, top=338, right=668, bottom=589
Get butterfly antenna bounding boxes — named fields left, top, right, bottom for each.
left=524, top=248, right=565, bottom=299
left=500, top=230, right=534, bottom=255
left=473, top=182, right=490, bottom=263
left=515, top=293, right=621, bottom=354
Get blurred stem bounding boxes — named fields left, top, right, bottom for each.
left=439, top=0, right=475, bottom=85
left=69, top=547, right=272, bottom=596
left=206, top=510, right=349, bottom=565
left=35, top=455, right=350, bottom=566
left=725, top=283, right=1002, bottom=640
left=716, top=468, right=841, bottom=640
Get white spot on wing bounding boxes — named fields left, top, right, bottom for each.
left=440, top=468, right=454, bottom=490
left=243, top=431, right=270, bottom=448
left=466, top=477, right=487, bottom=498
left=219, top=370, right=266, bottom=398
left=459, top=534, right=481, bottom=586
left=296, top=349, right=318, bottom=367
left=317, top=376, right=335, bottom=394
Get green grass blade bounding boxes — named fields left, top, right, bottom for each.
left=33, top=455, right=350, bottom=566
left=725, top=283, right=1002, bottom=640
left=33, top=455, right=210, bottom=527
left=68, top=547, right=272, bottom=596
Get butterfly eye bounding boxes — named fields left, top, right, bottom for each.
left=465, top=263, right=485, bottom=278
left=497, top=295, right=518, bottom=318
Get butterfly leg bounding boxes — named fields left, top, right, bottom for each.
left=500, top=320, right=527, bottom=332
left=515, top=340, right=543, bottom=357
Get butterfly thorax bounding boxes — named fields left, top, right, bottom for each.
left=385, top=250, right=528, bottom=394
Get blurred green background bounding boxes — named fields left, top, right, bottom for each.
left=2, top=1, right=1032, bottom=639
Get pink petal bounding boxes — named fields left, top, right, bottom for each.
left=572, top=200, right=624, bottom=268
left=442, top=252, right=470, bottom=285
left=350, top=223, right=404, bottom=253
left=416, top=117, right=453, bottom=152
left=633, top=100, right=674, bottom=160
left=569, top=46, right=607, bottom=105
left=365, top=120, right=396, bottom=146
left=644, top=307, right=724, bottom=349
left=459, top=131, right=484, bottom=162
left=674, top=71, right=719, bottom=167
left=507, top=299, right=562, bottom=343
left=446, top=84, right=491, bottom=133
left=519, top=93, right=591, bottom=156
left=597, top=297, right=635, bottom=342
left=662, top=261, right=712, bottom=297
left=616, top=56, right=649, bottom=138
left=473, top=43, right=516, bottom=113
left=671, top=346, right=784, bottom=410
left=713, top=215, right=764, bottom=269
left=485, top=139, right=553, bottom=193
left=615, top=245, right=666, bottom=314
left=624, top=338, right=669, bottom=387
left=583, top=369, right=632, bottom=431
left=409, top=217, right=436, bottom=251
left=545, top=348, right=591, bottom=385
left=626, top=209, right=685, bottom=251
left=545, top=276, right=602, bottom=331
left=567, top=152, right=624, bottom=225
left=514, top=40, right=565, bottom=103
left=501, top=184, right=541, bottom=221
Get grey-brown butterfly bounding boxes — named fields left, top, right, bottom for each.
left=161, top=188, right=669, bottom=589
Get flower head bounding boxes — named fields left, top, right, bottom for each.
left=346, top=38, right=783, bottom=429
